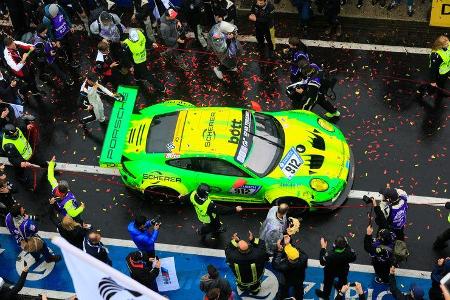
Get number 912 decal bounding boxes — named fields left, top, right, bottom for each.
left=279, top=147, right=304, bottom=180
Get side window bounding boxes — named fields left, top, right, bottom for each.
left=167, top=158, right=193, bottom=170
left=192, top=158, right=249, bottom=177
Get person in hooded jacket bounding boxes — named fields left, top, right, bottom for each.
left=200, top=264, right=232, bottom=300
left=272, top=235, right=308, bottom=300
left=364, top=225, right=396, bottom=284
left=128, top=215, right=160, bottom=257
left=126, top=250, right=160, bottom=291
left=429, top=258, right=450, bottom=300
left=159, top=8, right=189, bottom=70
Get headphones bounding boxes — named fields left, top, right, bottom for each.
left=333, top=236, right=348, bottom=252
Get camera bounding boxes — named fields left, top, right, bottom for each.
left=362, top=195, right=372, bottom=204
left=150, top=215, right=161, bottom=226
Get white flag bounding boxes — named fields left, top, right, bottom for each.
left=52, top=237, right=166, bottom=300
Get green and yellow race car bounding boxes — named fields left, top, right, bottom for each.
left=100, top=86, right=354, bottom=212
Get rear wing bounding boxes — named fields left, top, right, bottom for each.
left=99, top=85, right=138, bottom=168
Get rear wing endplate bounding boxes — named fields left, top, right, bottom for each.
left=99, top=85, right=138, bottom=168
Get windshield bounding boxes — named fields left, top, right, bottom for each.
left=146, top=112, right=179, bottom=153
left=243, top=113, right=284, bottom=177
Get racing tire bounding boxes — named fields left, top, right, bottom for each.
left=144, top=186, right=182, bottom=205
left=276, top=197, right=309, bottom=216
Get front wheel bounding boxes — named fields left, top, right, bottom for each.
left=275, top=197, right=309, bottom=216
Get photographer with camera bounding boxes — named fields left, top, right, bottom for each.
left=126, top=250, right=161, bottom=291
left=128, top=214, right=161, bottom=257
left=335, top=282, right=366, bottom=300
left=433, top=202, right=450, bottom=250
left=315, top=235, right=357, bottom=300
left=5, top=203, right=61, bottom=263
left=364, top=225, right=396, bottom=284
left=272, top=234, right=308, bottom=300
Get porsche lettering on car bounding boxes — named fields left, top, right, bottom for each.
left=100, top=86, right=355, bottom=211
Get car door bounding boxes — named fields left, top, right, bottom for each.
left=190, top=157, right=265, bottom=203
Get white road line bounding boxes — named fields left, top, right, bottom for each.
left=0, top=227, right=431, bottom=279
left=0, top=157, right=446, bottom=206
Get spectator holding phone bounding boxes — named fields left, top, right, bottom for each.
left=390, top=267, right=424, bottom=300
left=335, top=282, right=365, bottom=300
left=0, top=263, right=29, bottom=299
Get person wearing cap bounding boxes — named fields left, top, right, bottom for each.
left=89, top=11, right=126, bottom=56
left=159, top=8, right=189, bottom=71
left=47, top=156, right=90, bottom=227
left=272, top=235, right=308, bottom=300
left=249, top=0, right=275, bottom=58
left=390, top=267, right=424, bottom=300
left=31, top=24, right=74, bottom=87
left=429, top=258, right=450, bottom=300
left=42, top=3, right=79, bottom=68
left=315, top=235, right=357, bottom=300
left=225, top=231, right=269, bottom=295
left=372, top=187, right=408, bottom=241
left=122, top=28, right=165, bottom=94
left=364, top=225, right=396, bottom=284
left=190, top=183, right=242, bottom=243
left=0, top=264, right=29, bottom=299
left=207, top=20, right=242, bottom=80
left=126, top=250, right=161, bottom=291
left=259, top=203, right=289, bottom=256
left=200, top=264, right=233, bottom=300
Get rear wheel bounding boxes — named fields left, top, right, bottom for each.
left=144, top=186, right=181, bottom=205
left=276, top=197, right=309, bottom=216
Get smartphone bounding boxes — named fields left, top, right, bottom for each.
left=349, top=282, right=356, bottom=287
left=440, top=272, right=450, bottom=293
left=24, top=261, right=27, bottom=267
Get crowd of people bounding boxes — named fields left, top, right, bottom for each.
left=0, top=0, right=446, bottom=299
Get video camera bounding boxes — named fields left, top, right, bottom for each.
left=362, top=195, right=372, bottom=204
left=150, top=215, right=162, bottom=226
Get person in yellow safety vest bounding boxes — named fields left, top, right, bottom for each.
left=1, top=123, right=44, bottom=186
left=225, top=231, right=269, bottom=295
left=122, top=28, right=165, bottom=94
left=433, top=202, right=450, bottom=250
left=418, top=35, right=450, bottom=105
left=190, top=183, right=242, bottom=243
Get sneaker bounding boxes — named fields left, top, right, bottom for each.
left=213, top=66, right=224, bottom=80
left=407, top=6, right=414, bottom=16
left=336, top=25, right=342, bottom=37
left=325, top=110, right=341, bottom=118
left=325, top=26, right=332, bottom=35
left=387, top=1, right=399, bottom=10
left=45, top=255, right=61, bottom=263
left=315, top=289, right=329, bottom=300
left=356, top=1, right=363, bottom=8
left=230, top=67, right=238, bottom=72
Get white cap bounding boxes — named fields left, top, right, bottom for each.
left=49, top=4, right=59, bottom=17
left=129, top=29, right=139, bottom=42
left=219, top=21, right=237, bottom=34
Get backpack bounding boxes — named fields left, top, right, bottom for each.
left=393, top=240, right=410, bottom=263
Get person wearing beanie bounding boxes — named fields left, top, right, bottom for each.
left=390, top=267, right=424, bottom=299
left=364, top=225, right=396, bottom=284
left=315, top=235, right=356, bottom=300
left=200, top=264, right=232, bottom=300
left=42, top=3, right=79, bottom=68
left=31, top=24, right=74, bottom=86
left=272, top=235, right=308, bottom=300
left=0, top=264, right=28, bottom=299
left=125, top=250, right=160, bottom=291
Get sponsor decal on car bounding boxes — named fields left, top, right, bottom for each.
left=165, top=153, right=181, bottom=159
left=143, top=171, right=181, bottom=185
left=202, top=112, right=216, bottom=147
left=234, top=111, right=253, bottom=164
left=279, top=147, right=304, bottom=180
left=229, top=184, right=262, bottom=195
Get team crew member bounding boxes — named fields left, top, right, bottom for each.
left=126, top=251, right=160, bottom=291
left=3, top=37, right=40, bottom=96
left=364, top=225, right=396, bottom=284
left=315, top=236, right=357, bottom=300
left=190, top=184, right=242, bottom=242
left=291, top=63, right=340, bottom=118
left=249, top=0, right=275, bottom=58
left=433, top=203, right=450, bottom=249
left=95, top=40, right=130, bottom=89
left=372, top=188, right=408, bottom=241
left=48, top=156, right=90, bottom=227
left=128, top=215, right=160, bottom=257
left=123, top=28, right=165, bottom=94
left=225, top=231, right=268, bottom=294
left=42, top=4, right=79, bottom=68
left=283, top=36, right=309, bottom=83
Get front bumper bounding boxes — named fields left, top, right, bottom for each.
left=311, top=148, right=355, bottom=211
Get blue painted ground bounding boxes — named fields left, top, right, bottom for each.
left=0, top=233, right=431, bottom=299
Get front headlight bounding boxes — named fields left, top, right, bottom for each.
left=310, top=178, right=329, bottom=192
left=317, top=118, right=335, bottom=132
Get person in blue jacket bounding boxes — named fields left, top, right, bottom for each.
left=128, top=215, right=160, bottom=257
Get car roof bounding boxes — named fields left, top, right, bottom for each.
left=171, top=107, right=246, bottom=158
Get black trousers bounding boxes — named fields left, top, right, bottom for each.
left=322, top=270, right=348, bottom=297
left=134, top=62, right=164, bottom=91
left=255, top=26, right=273, bottom=53
left=278, top=280, right=304, bottom=300
left=292, top=91, right=337, bottom=113
left=58, top=33, right=75, bottom=63
left=46, top=61, right=70, bottom=82
left=372, top=259, right=391, bottom=283
left=199, top=218, right=222, bottom=236
left=418, top=73, right=449, bottom=103
left=434, top=228, right=450, bottom=248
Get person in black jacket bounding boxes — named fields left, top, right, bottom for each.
left=390, top=267, right=424, bottom=300
left=315, top=236, right=357, bottom=300
left=126, top=251, right=160, bottom=291
left=272, top=235, right=308, bottom=300
left=83, top=230, right=112, bottom=266
left=225, top=231, right=268, bottom=295
left=323, top=0, right=341, bottom=37
left=364, top=225, right=396, bottom=284
left=0, top=264, right=28, bottom=300
left=0, top=70, right=23, bottom=105
left=181, top=0, right=208, bottom=49
left=249, top=0, right=275, bottom=58
left=335, top=282, right=366, bottom=300
left=57, top=215, right=89, bottom=249
left=429, top=258, right=450, bottom=300
left=200, top=264, right=232, bottom=300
